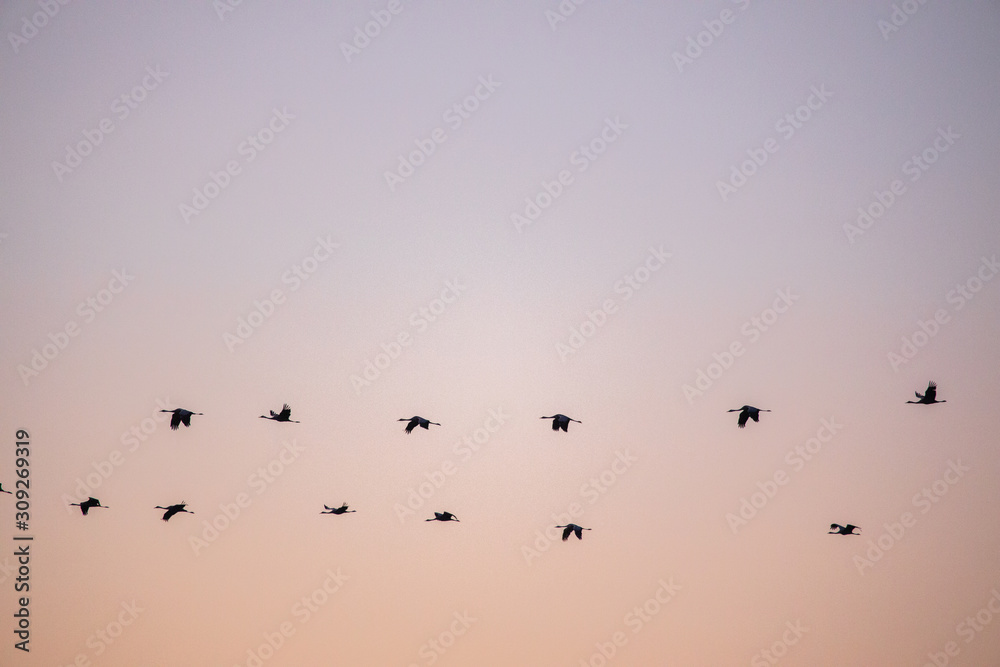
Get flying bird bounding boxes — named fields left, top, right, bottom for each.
left=426, top=512, right=459, bottom=522
left=160, top=408, right=203, bottom=430
left=260, top=404, right=299, bottom=422
left=321, top=503, right=356, bottom=515
left=728, top=405, right=770, bottom=428
left=70, top=497, right=108, bottom=515
left=155, top=503, right=194, bottom=522
left=399, top=416, right=440, bottom=434
left=907, top=381, right=946, bottom=405
left=540, top=414, right=581, bottom=432
left=829, top=523, right=861, bottom=535
left=556, top=523, right=591, bottom=541
left=0, top=483, right=11, bottom=494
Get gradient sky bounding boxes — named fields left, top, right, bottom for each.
left=2, top=2, right=1000, bottom=665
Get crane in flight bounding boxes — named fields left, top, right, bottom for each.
left=906, top=381, right=946, bottom=405
left=540, top=414, right=581, bottom=432
left=160, top=408, right=203, bottom=430
left=829, top=524, right=861, bottom=535
left=399, top=416, right=440, bottom=434
left=260, top=404, right=299, bottom=422
left=556, top=524, right=591, bottom=541
left=426, top=511, right=459, bottom=522
left=70, top=497, right=108, bottom=515
left=321, top=503, right=356, bottom=515
left=728, top=405, right=770, bottom=428
left=155, top=503, right=194, bottom=522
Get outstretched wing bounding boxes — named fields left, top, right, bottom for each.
left=179, top=411, right=192, bottom=428
left=404, top=419, right=416, bottom=434
left=278, top=404, right=292, bottom=420
left=170, top=411, right=181, bottom=430
left=562, top=526, right=572, bottom=541
left=924, top=383, right=937, bottom=402
left=737, top=410, right=749, bottom=428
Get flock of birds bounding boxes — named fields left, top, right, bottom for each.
left=56, top=383, right=947, bottom=541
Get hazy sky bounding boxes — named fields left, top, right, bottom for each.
left=2, top=2, right=1000, bottom=665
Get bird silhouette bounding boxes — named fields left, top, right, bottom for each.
left=426, top=511, right=459, bottom=522
left=0, top=483, right=11, bottom=494
left=155, top=503, right=194, bottom=522
left=399, top=416, right=440, bottom=434
left=829, top=523, right=861, bottom=535
left=160, top=408, right=203, bottom=430
left=556, top=524, right=591, bottom=541
left=260, top=404, right=299, bottom=422
left=70, top=497, right=108, bottom=515
left=907, top=381, right=946, bottom=405
left=728, top=405, right=770, bottom=428
left=540, top=414, right=581, bottom=432
left=321, top=503, right=356, bottom=515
